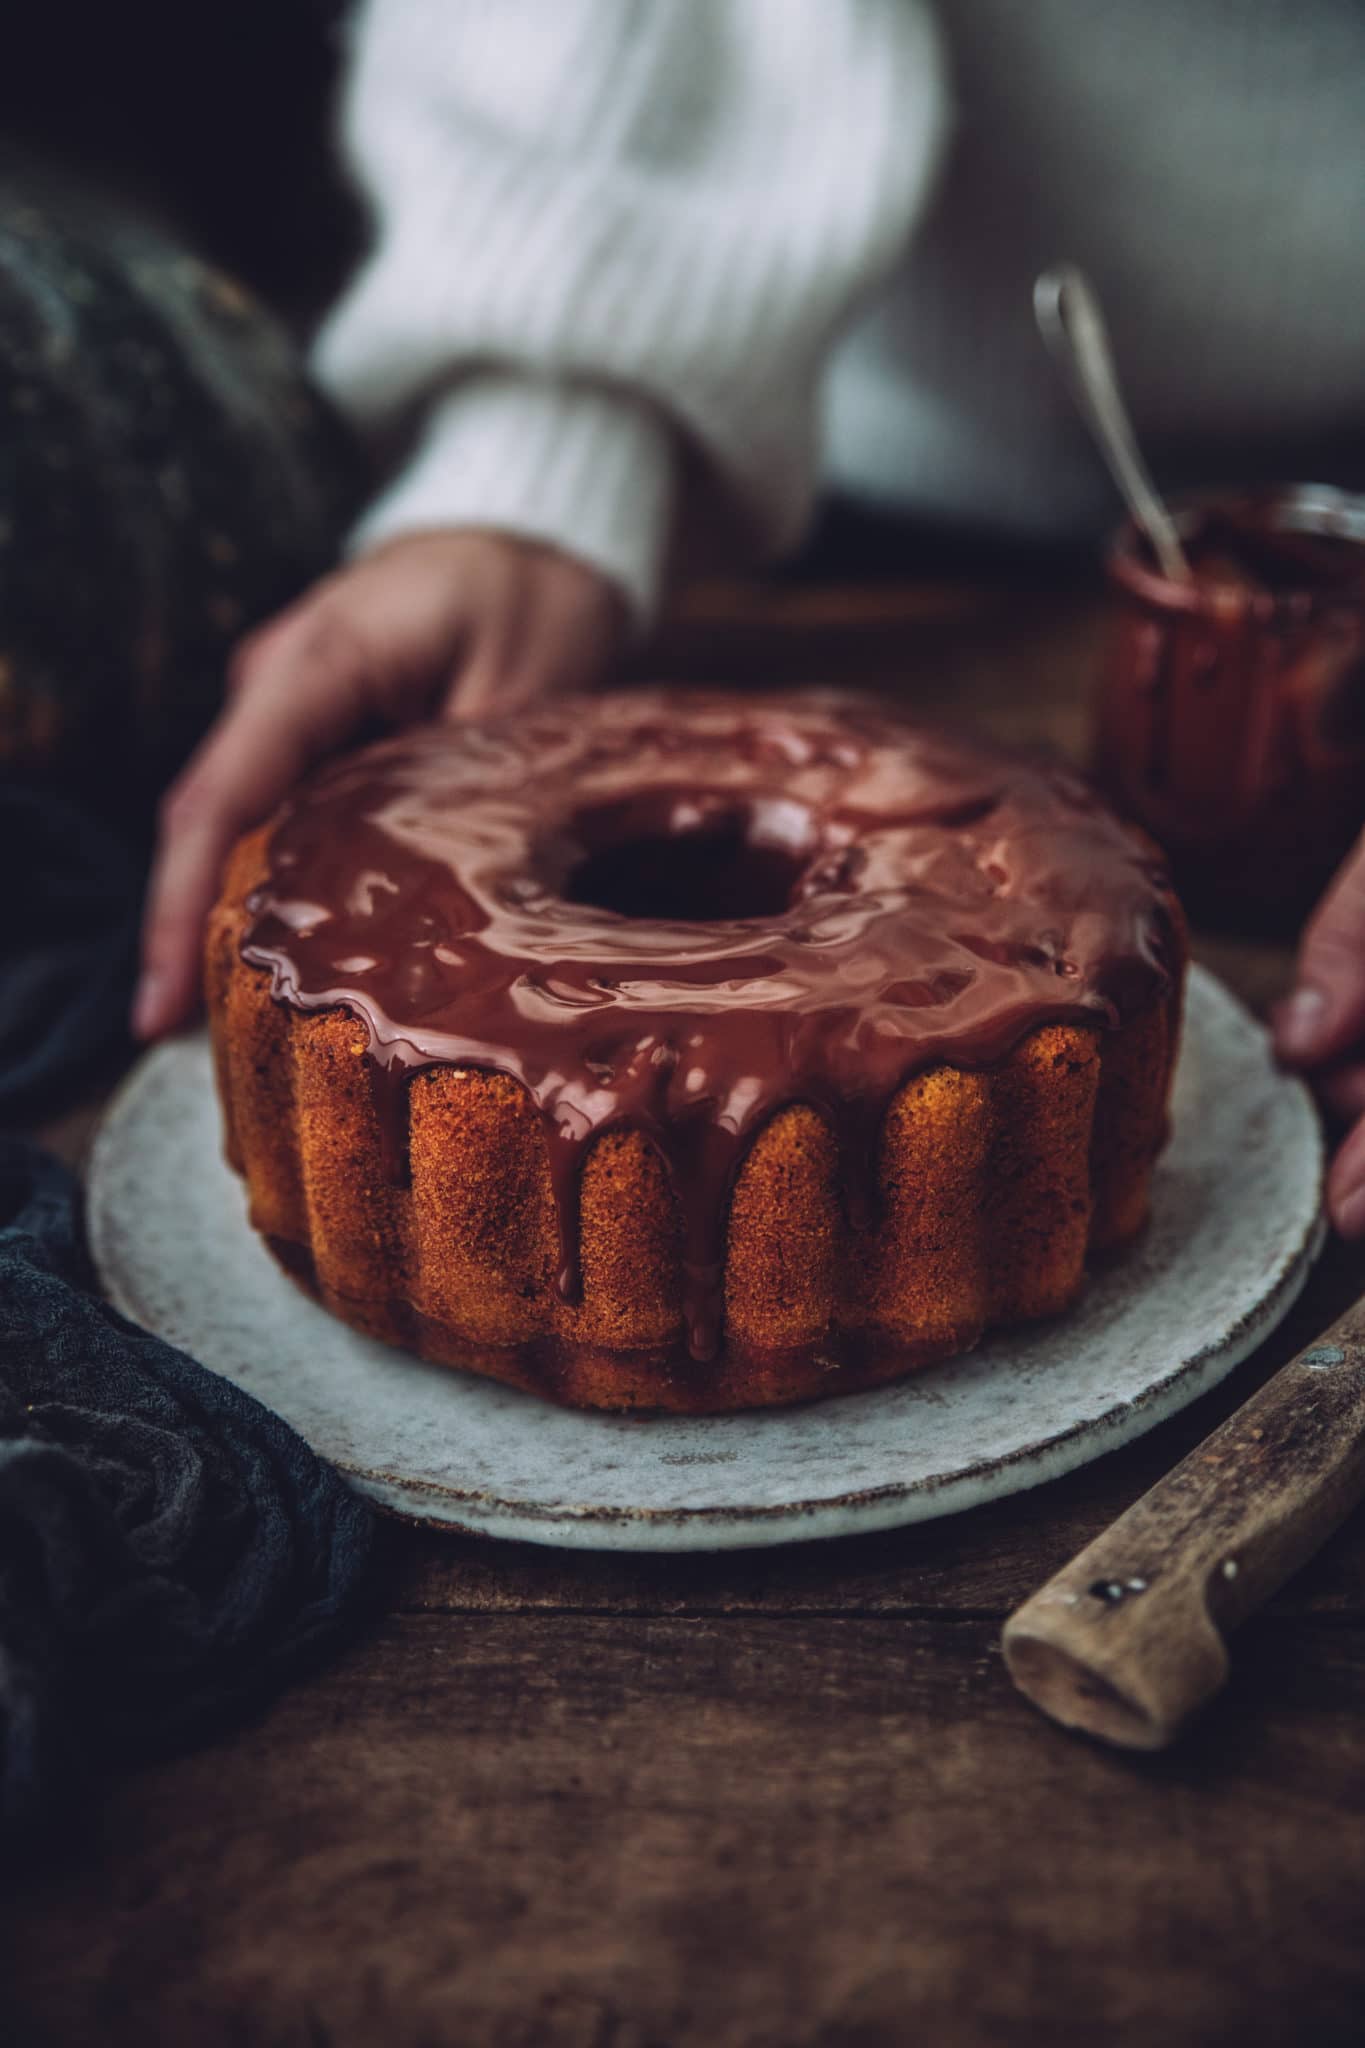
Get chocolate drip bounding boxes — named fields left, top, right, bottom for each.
left=241, top=690, right=1176, bottom=1360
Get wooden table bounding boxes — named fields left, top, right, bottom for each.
left=11, top=580, right=1365, bottom=2048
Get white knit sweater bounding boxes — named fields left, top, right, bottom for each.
left=314, top=0, right=1365, bottom=624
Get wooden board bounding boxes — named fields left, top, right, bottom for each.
left=7, top=1605, right=1365, bottom=2048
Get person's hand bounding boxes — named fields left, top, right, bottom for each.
left=1273, top=826, right=1365, bottom=1235
left=133, top=530, right=626, bottom=1041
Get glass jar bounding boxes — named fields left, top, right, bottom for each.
left=1096, top=486, right=1365, bottom=927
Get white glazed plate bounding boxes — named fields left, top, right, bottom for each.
left=89, top=967, right=1324, bottom=1552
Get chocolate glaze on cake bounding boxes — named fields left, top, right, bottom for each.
left=241, top=690, right=1177, bottom=1359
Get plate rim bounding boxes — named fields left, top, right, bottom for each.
left=88, top=966, right=1326, bottom=1552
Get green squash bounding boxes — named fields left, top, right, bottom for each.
left=0, top=153, right=363, bottom=802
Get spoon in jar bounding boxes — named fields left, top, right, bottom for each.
left=1034, top=263, right=1193, bottom=585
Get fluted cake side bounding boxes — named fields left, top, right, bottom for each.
left=207, top=824, right=1183, bottom=1414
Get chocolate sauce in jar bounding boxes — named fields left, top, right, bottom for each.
left=1098, top=487, right=1365, bottom=925
left=242, top=690, right=1177, bottom=1359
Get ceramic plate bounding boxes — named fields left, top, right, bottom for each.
left=89, top=967, right=1323, bottom=1552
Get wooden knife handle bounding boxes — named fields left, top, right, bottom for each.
left=1002, top=1299, right=1365, bottom=1750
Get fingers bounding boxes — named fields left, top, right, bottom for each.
left=1328, top=1113, right=1365, bottom=1237
left=440, top=548, right=626, bottom=724
left=1270, top=828, right=1365, bottom=1235
left=1273, top=827, right=1365, bottom=1067
left=1299, top=1060, right=1365, bottom=1235
left=1315, top=1062, right=1365, bottom=1126
left=132, top=533, right=627, bottom=1041
left=133, top=597, right=381, bottom=1039
left=447, top=646, right=552, bottom=724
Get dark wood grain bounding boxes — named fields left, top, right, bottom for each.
left=15, top=575, right=1365, bottom=2048
left=7, top=1613, right=1365, bottom=2048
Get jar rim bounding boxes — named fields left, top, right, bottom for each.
left=1106, top=483, right=1365, bottom=615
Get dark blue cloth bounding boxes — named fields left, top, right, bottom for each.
left=0, top=1139, right=376, bottom=1844
left=0, top=784, right=142, bottom=1123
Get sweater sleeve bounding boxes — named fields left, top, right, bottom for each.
left=313, top=0, right=949, bottom=625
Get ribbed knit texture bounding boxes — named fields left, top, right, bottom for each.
left=314, top=0, right=947, bottom=621
left=316, top=0, right=1365, bottom=618
left=349, top=372, right=674, bottom=623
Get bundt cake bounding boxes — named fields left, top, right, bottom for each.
left=205, top=688, right=1186, bottom=1412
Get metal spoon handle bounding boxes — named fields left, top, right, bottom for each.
left=1034, top=264, right=1192, bottom=584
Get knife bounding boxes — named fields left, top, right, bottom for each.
left=1003, top=1298, right=1365, bottom=1748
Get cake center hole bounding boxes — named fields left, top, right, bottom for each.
left=565, top=811, right=812, bottom=922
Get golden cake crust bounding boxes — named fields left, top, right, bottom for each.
left=208, top=772, right=1186, bottom=1415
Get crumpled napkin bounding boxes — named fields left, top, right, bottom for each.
left=0, top=1138, right=376, bottom=1844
